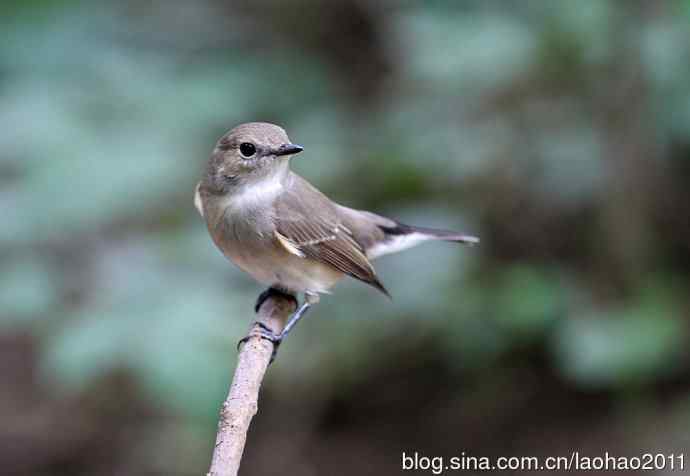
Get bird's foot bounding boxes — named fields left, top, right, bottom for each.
left=242, top=288, right=312, bottom=364
left=237, top=321, right=283, bottom=363
left=254, top=287, right=298, bottom=313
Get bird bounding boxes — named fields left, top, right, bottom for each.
left=195, top=122, right=478, bottom=356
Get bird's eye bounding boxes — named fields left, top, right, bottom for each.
left=239, top=142, right=257, bottom=158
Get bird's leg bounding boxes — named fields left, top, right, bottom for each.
left=278, top=292, right=319, bottom=341
left=265, top=293, right=319, bottom=362
left=239, top=289, right=317, bottom=363
left=238, top=287, right=297, bottom=352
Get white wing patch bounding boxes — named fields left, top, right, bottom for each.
left=194, top=182, right=204, bottom=217
left=275, top=231, right=306, bottom=258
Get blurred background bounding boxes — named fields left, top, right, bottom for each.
left=2, top=1, right=690, bottom=475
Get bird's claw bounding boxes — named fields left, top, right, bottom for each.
left=254, top=287, right=298, bottom=313
left=237, top=321, right=283, bottom=363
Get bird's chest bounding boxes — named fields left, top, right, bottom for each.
left=208, top=195, right=274, bottom=254
left=203, top=188, right=279, bottom=275
left=206, top=182, right=280, bottom=241
left=207, top=203, right=340, bottom=293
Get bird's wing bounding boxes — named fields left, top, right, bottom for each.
left=274, top=180, right=389, bottom=296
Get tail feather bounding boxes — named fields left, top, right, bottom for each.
left=366, top=222, right=479, bottom=259
left=382, top=222, right=480, bottom=244
left=389, top=223, right=480, bottom=244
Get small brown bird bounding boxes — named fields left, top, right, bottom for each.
left=195, top=122, right=478, bottom=354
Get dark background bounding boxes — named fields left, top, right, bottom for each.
left=2, top=1, right=690, bottom=475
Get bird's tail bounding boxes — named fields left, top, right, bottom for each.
left=396, top=223, right=480, bottom=244
left=367, top=222, right=479, bottom=259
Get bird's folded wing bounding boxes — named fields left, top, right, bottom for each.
left=274, top=191, right=388, bottom=296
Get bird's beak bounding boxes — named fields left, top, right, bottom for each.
left=274, top=143, right=304, bottom=157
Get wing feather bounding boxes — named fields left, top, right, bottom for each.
left=274, top=178, right=389, bottom=296
left=275, top=230, right=306, bottom=257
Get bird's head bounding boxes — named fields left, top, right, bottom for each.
left=205, top=122, right=303, bottom=192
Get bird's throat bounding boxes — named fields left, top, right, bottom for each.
left=223, top=175, right=284, bottom=213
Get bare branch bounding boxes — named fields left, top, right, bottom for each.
left=207, top=294, right=295, bottom=476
